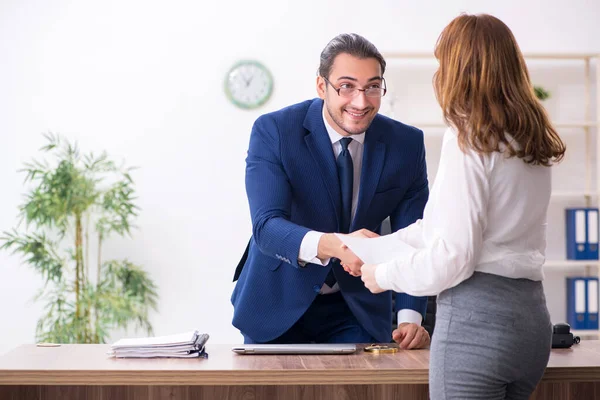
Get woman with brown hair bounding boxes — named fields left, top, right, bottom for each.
left=350, top=13, right=566, bottom=399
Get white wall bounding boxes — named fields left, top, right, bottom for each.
left=1, top=0, right=599, bottom=355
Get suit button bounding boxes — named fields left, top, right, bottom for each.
left=313, top=285, right=321, bottom=293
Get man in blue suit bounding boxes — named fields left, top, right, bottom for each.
left=231, top=33, right=430, bottom=348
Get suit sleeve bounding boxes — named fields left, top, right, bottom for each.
left=388, top=130, right=430, bottom=318
left=245, top=115, right=311, bottom=268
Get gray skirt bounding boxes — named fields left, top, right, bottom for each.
left=429, top=271, right=552, bottom=400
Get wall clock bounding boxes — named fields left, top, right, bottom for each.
left=224, top=60, right=273, bottom=110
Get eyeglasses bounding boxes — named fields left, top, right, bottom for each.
left=323, top=76, right=387, bottom=98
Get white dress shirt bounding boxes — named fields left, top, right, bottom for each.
left=298, top=108, right=422, bottom=326
left=375, top=127, right=551, bottom=296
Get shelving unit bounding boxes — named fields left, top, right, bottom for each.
left=543, top=260, right=600, bottom=269
left=383, top=52, right=600, bottom=338
left=400, top=122, right=597, bottom=129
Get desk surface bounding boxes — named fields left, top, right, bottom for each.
left=1, top=341, right=600, bottom=386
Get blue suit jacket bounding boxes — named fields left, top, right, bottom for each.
left=231, top=98, right=429, bottom=343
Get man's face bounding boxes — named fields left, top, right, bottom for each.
left=317, top=53, right=383, bottom=137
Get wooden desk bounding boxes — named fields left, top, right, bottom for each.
left=0, top=342, right=599, bottom=399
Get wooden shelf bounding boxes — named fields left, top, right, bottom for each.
left=410, top=122, right=597, bottom=129
left=544, top=260, right=599, bottom=268
left=384, top=52, right=600, bottom=60
left=522, top=53, right=600, bottom=60
left=551, top=191, right=597, bottom=198
left=554, top=122, right=597, bottom=128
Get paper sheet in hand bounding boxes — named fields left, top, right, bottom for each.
left=335, top=233, right=415, bottom=264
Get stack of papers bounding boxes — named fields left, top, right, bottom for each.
left=109, top=330, right=209, bottom=358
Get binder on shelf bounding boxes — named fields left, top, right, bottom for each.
left=566, top=277, right=587, bottom=330
left=587, top=277, right=599, bottom=330
left=588, top=210, right=599, bottom=259
left=566, top=208, right=599, bottom=260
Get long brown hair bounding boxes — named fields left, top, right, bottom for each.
left=433, top=14, right=566, bottom=166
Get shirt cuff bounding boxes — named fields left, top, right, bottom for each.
left=299, top=231, right=330, bottom=266
left=397, top=309, right=423, bottom=326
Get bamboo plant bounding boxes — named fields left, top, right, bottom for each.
left=1, top=133, right=158, bottom=344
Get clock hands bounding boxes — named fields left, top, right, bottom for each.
left=238, top=70, right=253, bottom=87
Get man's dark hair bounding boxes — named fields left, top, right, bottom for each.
left=318, top=33, right=386, bottom=79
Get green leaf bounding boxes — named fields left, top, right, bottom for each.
left=533, top=85, right=550, bottom=101
left=1, top=230, right=65, bottom=283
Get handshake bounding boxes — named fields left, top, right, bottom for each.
left=317, top=228, right=384, bottom=294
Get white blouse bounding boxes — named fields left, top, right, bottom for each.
left=375, top=127, right=552, bottom=296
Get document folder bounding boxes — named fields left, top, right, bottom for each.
left=566, top=208, right=599, bottom=260
left=566, top=277, right=587, bottom=330
left=587, top=277, right=599, bottom=330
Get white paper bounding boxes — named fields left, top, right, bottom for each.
left=109, top=347, right=205, bottom=358
left=335, top=233, right=416, bottom=265
left=111, top=331, right=199, bottom=348
left=109, top=349, right=205, bottom=358
left=112, top=344, right=199, bottom=352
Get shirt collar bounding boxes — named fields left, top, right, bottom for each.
left=322, top=106, right=366, bottom=146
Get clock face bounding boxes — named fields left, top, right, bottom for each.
left=224, top=60, right=273, bottom=110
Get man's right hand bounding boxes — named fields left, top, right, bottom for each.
left=316, top=233, right=343, bottom=262
left=393, top=323, right=430, bottom=349
left=316, top=229, right=379, bottom=274
left=348, top=228, right=380, bottom=239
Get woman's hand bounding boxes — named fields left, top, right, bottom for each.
left=360, top=263, right=384, bottom=293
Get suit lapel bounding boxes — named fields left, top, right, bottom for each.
left=352, top=126, right=385, bottom=230
left=303, top=99, right=342, bottom=226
